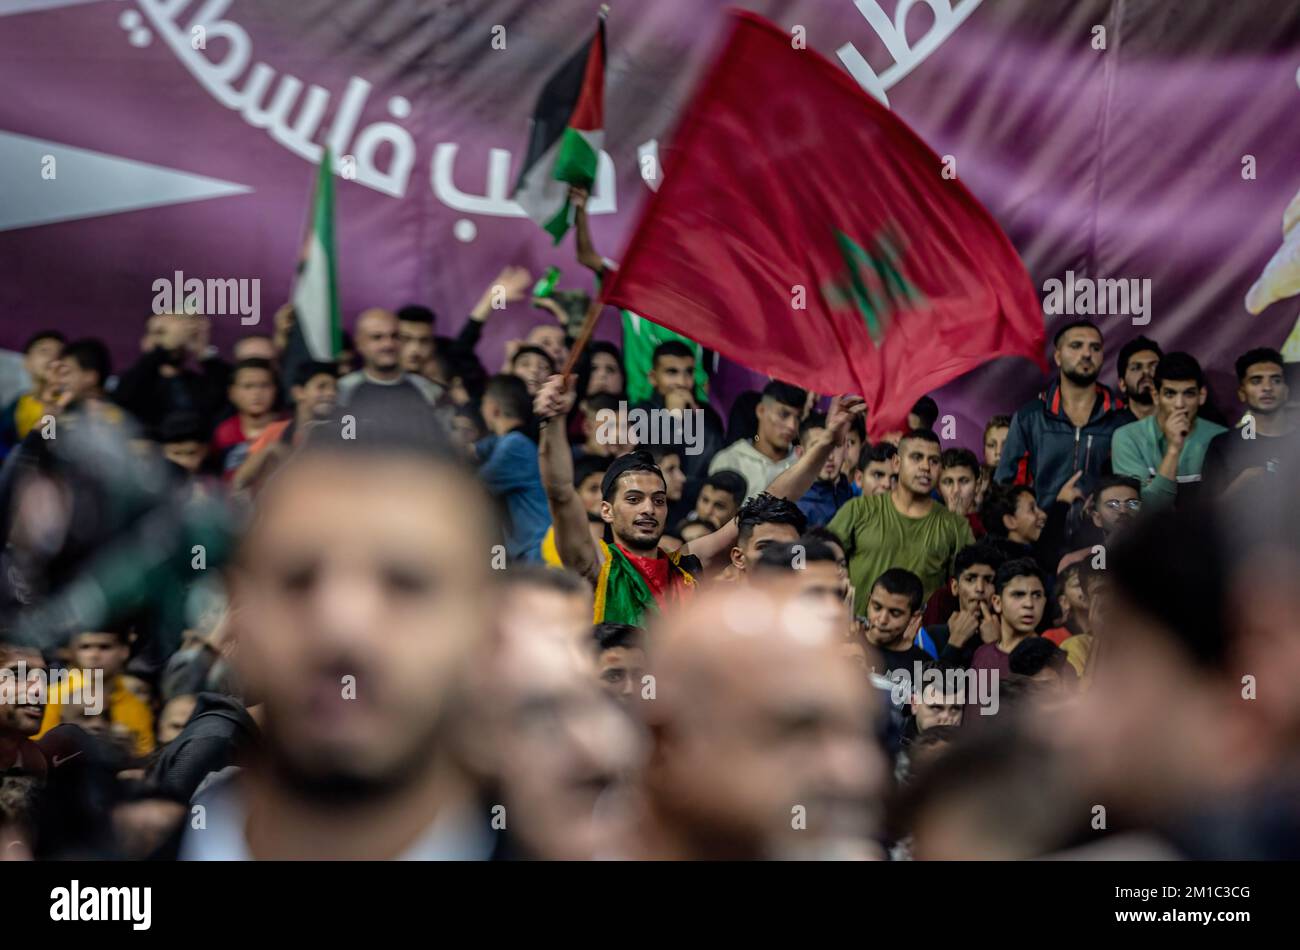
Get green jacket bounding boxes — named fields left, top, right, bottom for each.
left=1110, top=414, right=1227, bottom=510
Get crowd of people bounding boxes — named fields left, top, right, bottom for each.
left=2, top=194, right=1300, bottom=860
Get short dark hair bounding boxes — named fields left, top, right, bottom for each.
left=231, top=357, right=276, bottom=383
left=1234, top=347, right=1285, bottom=383
left=1052, top=318, right=1101, bottom=348
left=994, top=557, right=1045, bottom=595
left=646, top=443, right=681, bottom=466
left=983, top=415, right=1011, bottom=438
left=803, top=525, right=845, bottom=554
left=584, top=391, right=621, bottom=417
left=484, top=373, right=533, bottom=422
left=675, top=516, right=718, bottom=536
left=651, top=340, right=694, bottom=366
left=601, top=450, right=665, bottom=501
left=910, top=395, right=939, bottom=430
left=939, top=447, right=979, bottom=476
left=158, top=411, right=205, bottom=444
left=761, top=380, right=806, bottom=411
left=1008, top=637, right=1066, bottom=677
left=980, top=482, right=1034, bottom=539
left=593, top=622, right=643, bottom=654
left=573, top=452, right=611, bottom=489
left=953, top=542, right=1006, bottom=579
left=1153, top=352, right=1205, bottom=390
left=736, top=492, right=807, bottom=546
left=291, top=360, right=337, bottom=388
left=1117, top=336, right=1162, bottom=378
left=754, top=537, right=840, bottom=574
left=859, top=441, right=898, bottom=470
left=898, top=428, right=941, bottom=451
left=510, top=345, right=555, bottom=373
left=702, top=469, right=746, bottom=504
left=23, top=330, right=65, bottom=353
left=870, top=568, right=924, bottom=613
left=1091, top=473, right=1140, bottom=499
left=396, top=304, right=436, bottom=327
left=799, top=411, right=827, bottom=441
left=61, top=338, right=111, bottom=385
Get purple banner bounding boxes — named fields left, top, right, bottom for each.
left=3, top=0, right=1300, bottom=446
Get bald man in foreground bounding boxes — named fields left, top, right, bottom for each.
left=337, top=308, right=442, bottom=417
left=634, top=581, right=887, bottom=860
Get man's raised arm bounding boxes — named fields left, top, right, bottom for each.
left=535, top=373, right=600, bottom=581
left=683, top=396, right=865, bottom=563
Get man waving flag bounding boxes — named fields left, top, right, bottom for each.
left=601, top=10, right=1046, bottom=438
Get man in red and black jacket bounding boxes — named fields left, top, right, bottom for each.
left=994, top=319, right=1131, bottom=509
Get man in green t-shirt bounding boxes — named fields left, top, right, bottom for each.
left=829, top=429, right=975, bottom=613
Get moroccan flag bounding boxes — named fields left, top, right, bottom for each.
left=601, top=11, right=1046, bottom=439
left=290, top=147, right=341, bottom=361
left=513, top=13, right=605, bottom=243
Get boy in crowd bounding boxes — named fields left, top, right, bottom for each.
left=211, top=358, right=280, bottom=479
left=36, top=628, right=155, bottom=758
left=970, top=559, right=1046, bottom=679
left=475, top=374, right=551, bottom=562
left=1202, top=346, right=1294, bottom=496
left=938, top=447, right=984, bottom=539
left=1, top=330, right=64, bottom=458
left=591, top=623, right=647, bottom=706
left=796, top=412, right=855, bottom=527
left=925, top=543, right=1006, bottom=664
left=982, top=415, right=1010, bottom=469
left=861, top=569, right=931, bottom=676
left=709, top=380, right=806, bottom=501
left=856, top=441, right=898, bottom=496
left=631, top=340, right=726, bottom=479
left=1111, top=352, right=1227, bottom=510
left=692, top=470, right=746, bottom=530
left=1042, top=561, right=1089, bottom=646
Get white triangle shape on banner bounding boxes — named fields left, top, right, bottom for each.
left=0, top=131, right=252, bottom=232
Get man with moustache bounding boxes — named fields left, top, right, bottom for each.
left=1202, top=346, right=1295, bottom=497
left=830, top=429, right=975, bottom=612
left=0, top=637, right=48, bottom=775
left=181, top=415, right=500, bottom=859
left=634, top=583, right=886, bottom=860
left=995, top=320, right=1130, bottom=508
left=535, top=373, right=864, bottom=626
left=1115, top=336, right=1162, bottom=423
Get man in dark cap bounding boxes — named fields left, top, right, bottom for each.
left=534, top=373, right=864, bottom=626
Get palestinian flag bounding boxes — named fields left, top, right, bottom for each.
left=291, top=147, right=341, bottom=361
left=513, top=14, right=605, bottom=243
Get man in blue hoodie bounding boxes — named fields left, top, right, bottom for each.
left=995, top=319, right=1131, bottom=509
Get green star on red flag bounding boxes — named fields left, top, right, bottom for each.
left=825, top=227, right=924, bottom=346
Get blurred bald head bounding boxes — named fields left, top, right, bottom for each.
left=354, top=309, right=401, bottom=378
left=638, top=583, right=885, bottom=859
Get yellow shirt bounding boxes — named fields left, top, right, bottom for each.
left=14, top=392, right=49, bottom=439
left=1061, top=633, right=1095, bottom=688
left=35, top=670, right=156, bottom=758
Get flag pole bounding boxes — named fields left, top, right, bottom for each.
left=560, top=291, right=606, bottom=378
left=558, top=3, right=610, bottom=381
